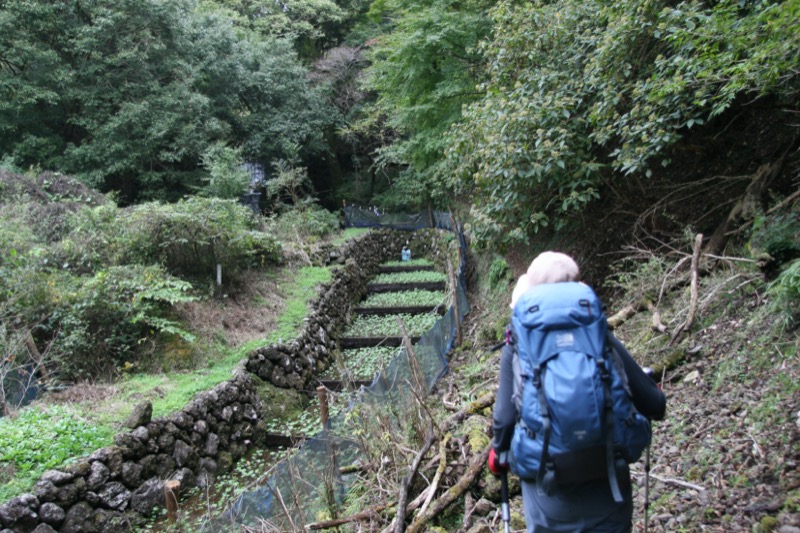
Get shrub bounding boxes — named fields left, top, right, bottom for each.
left=13, top=265, right=198, bottom=380
left=266, top=205, right=341, bottom=241
left=198, top=143, right=252, bottom=199
left=749, top=212, right=800, bottom=267
left=58, top=198, right=281, bottom=283
left=124, top=198, right=280, bottom=281
left=488, top=257, right=510, bottom=289
left=766, top=259, right=800, bottom=330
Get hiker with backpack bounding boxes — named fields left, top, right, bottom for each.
left=489, top=252, right=666, bottom=532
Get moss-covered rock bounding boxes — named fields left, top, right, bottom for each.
left=253, top=379, right=307, bottom=421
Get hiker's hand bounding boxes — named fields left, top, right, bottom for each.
left=643, top=367, right=661, bottom=390
left=488, top=449, right=509, bottom=475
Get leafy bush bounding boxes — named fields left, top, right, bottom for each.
left=1, top=265, right=197, bottom=380
left=767, top=259, right=800, bottom=330
left=749, top=212, right=800, bottom=267
left=265, top=205, right=340, bottom=241
left=199, top=143, right=252, bottom=199
left=58, top=198, right=281, bottom=282
left=447, top=0, right=800, bottom=245
left=487, top=257, right=510, bottom=289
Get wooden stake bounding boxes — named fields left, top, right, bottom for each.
left=317, top=386, right=330, bottom=428
left=164, top=480, right=180, bottom=524
left=448, top=260, right=462, bottom=346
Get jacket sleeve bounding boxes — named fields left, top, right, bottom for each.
left=492, top=343, right=518, bottom=451
left=609, top=335, right=667, bottom=421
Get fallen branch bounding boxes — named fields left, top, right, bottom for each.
left=306, top=504, right=390, bottom=530
left=404, top=444, right=491, bottom=533
left=392, top=420, right=436, bottom=533
left=649, top=473, right=706, bottom=492
left=417, top=433, right=450, bottom=516
left=443, top=393, right=495, bottom=431
left=607, top=303, right=640, bottom=329
left=670, top=233, right=703, bottom=345
left=607, top=299, right=666, bottom=333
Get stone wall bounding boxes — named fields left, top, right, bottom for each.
left=245, top=228, right=450, bottom=391
left=0, top=229, right=453, bottom=533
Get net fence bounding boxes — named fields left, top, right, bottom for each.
left=208, top=210, right=469, bottom=530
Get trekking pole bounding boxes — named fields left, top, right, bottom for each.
left=644, top=444, right=650, bottom=533
left=642, top=367, right=656, bottom=533
left=500, top=469, right=511, bottom=533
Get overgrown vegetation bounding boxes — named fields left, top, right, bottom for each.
left=0, top=405, right=114, bottom=502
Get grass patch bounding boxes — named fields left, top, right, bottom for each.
left=329, top=228, right=372, bottom=247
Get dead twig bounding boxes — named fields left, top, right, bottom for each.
left=404, top=444, right=492, bottom=533
left=391, top=419, right=436, bottom=533
left=305, top=504, right=390, bottom=530
left=417, top=433, right=450, bottom=516
left=670, top=233, right=703, bottom=346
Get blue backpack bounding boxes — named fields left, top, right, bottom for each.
left=509, top=282, right=651, bottom=502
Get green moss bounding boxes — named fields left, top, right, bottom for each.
left=755, top=515, right=779, bottom=532
left=254, top=380, right=308, bottom=422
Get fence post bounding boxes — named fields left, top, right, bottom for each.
left=448, top=260, right=462, bottom=346
left=164, top=479, right=180, bottom=524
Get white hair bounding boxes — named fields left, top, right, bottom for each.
left=510, top=274, right=530, bottom=308
left=526, top=251, right=580, bottom=287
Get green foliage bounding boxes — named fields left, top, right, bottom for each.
left=0, top=0, right=333, bottom=202
left=199, top=143, right=252, bottom=199
left=487, top=257, right=509, bottom=289
left=343, top=313, right=438, bottom=337
left=88, top=198, right=279, bottom=281
left=766, top=259, right=800, bottom=330
left=203, top=0, right=346, bottom=50
left=360, top=289, right=444, bottom=308
left=371, top=270, right=446, bottom=284
left=266, top=157, right=316, bottom=209
left=0, top=405, right=113, bottom=502
left=266, top=205, right=341, bottom=243
left=26, top=265, right=197, bottom=379
left=356, top=0, right=494, bottom=207
left=447, top=0, right=800, bottom=246
left=749, top=212, right=800, bottom=266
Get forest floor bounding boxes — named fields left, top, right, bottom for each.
left=438, top=245, right=800, bottom=533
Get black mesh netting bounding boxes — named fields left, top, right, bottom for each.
left=206, top=211, right=469, bottom=530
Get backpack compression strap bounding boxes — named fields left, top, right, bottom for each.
left=599, top=352, right=624, bottom=503
left=533, top=367, right=556, bottom=495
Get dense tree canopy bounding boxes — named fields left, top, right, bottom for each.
left=0, top=0, right=334, bottom=202
left=445, top=0, right=800, bottom=245
left=356, top=0, right=493, bottom=208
